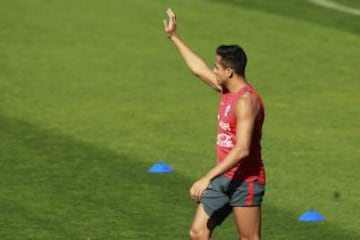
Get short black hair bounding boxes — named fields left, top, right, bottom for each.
left=216, top=45, right=247, bottom=76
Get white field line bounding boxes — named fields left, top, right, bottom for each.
left=308, top=0, right=360, bottom=16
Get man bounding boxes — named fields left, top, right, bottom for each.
left=164, top=9, right=266, bottom=240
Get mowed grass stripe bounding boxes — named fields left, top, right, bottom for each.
left=211, top=0, right=360, bottom=34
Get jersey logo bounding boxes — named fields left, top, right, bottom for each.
left=217, top=133, right=234, bottom=148
left=224, top=105, right=231, bottom=117
left=219, top=121, right=231, bottom=131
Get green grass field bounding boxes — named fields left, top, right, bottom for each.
left=0, top=0, right=359, bottom=239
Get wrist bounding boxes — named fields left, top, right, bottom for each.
left=168, top=33, right=178, bottom=41
left=204, top=172, right=216, bottom=181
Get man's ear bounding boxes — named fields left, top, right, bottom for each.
left=226, top=68, right=234, bottom=78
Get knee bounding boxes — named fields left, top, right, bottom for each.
left=189, top=227, right=208, bottom=240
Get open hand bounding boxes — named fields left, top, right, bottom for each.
left=163, top=8, right=177, bottom=38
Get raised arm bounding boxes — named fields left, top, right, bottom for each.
left=163, top=9, right=222, bottom=92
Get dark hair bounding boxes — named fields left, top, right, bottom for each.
left=216, top=45, right=247, bottom=76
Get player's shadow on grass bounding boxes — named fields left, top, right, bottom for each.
left=0, top=115, right=358, bottom=239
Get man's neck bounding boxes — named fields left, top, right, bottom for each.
left=224, top=76, right=247, bottom=94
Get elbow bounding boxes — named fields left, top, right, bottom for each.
left=235, top=146, right=250, bottom=160
left=241, top=149, right=250, bottom=159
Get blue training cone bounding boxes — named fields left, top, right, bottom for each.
left=148, top=162, right=173, bottom=173
left=298, top=210, right=324, bottom=222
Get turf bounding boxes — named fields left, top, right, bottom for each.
left=214, top=0, right=360, bottom=34
left=0, top=0, right=359, bottom=239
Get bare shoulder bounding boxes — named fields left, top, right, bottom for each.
left=235, top=92, right=260, bottom=118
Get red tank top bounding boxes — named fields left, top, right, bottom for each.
left=217, top=84, right=266, bottom=184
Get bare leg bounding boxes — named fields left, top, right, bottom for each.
left=189, top=203, right=216, bottom=240
left=233, top=206, right=261, bottom=240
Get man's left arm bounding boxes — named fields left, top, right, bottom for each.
left=189, top=93, right=259, bottom=201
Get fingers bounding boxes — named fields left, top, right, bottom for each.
left=167, top=8, right=173, bottom=17
left=189, top=188, right=198, bottom=201
left=189, top=186, right=204, bottom=201
left=167, top=8, right=176, bottom=24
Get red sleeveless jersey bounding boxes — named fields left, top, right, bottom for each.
left=216, top=84, right=266, bottom=184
